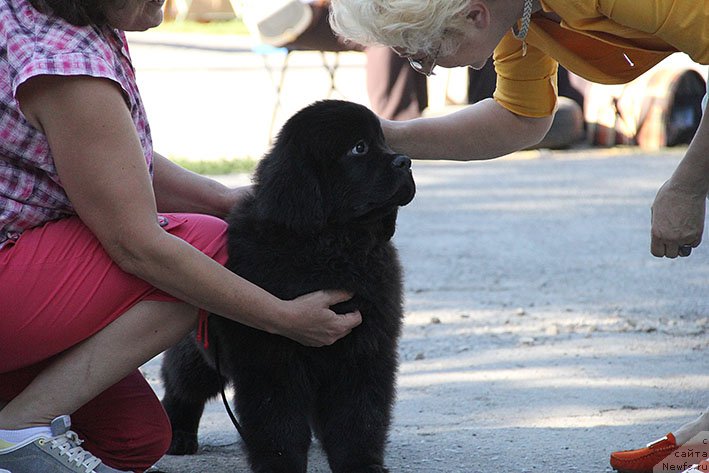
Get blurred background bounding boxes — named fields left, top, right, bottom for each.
left=126, top=0, right=708, bottom=170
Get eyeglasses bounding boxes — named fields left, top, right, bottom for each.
left=406, top=44, right=442, bottom=77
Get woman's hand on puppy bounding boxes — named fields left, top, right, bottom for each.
left=277, top=290, right=362, bottom=347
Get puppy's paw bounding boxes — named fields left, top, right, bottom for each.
left=167, top=430, right=199, bottom=455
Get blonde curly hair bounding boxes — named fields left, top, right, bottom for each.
left=329, top=0, right=471, bottom=56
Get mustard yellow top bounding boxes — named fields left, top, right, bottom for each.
left=493, top=0, right=709, bottom=117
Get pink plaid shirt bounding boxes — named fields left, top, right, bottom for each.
left=0, top=0, right=153, bottom=249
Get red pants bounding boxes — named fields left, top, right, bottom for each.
left=0, top=213, right=228, bottom=472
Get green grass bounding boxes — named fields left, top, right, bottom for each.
left=171, top=157, right=258, bottom=175
left=155, top=19, right=250, bottom=36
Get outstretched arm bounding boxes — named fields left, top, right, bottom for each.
left=381, top=98, right=553, bottom=161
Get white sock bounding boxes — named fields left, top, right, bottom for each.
left=0, top=425, right=52, bottom=444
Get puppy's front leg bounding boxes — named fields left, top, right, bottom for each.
left=314, top=355, right=396, bottom=473
left=233, top=369, right=313, bottom=473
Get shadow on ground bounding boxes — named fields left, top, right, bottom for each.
left=148, top=151, right=708, bottom=472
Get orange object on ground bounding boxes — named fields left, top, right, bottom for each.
left=610, top=433, right=679, bottom=473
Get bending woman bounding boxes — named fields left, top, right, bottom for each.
left=330, top=0, right=709, bottom=260
left=329, top=1, right=708, bottom=472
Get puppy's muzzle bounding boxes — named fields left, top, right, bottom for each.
left=391, top=154, right=411, bottom=169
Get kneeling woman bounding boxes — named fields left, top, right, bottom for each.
left=0, top=1, right=361, bottom=472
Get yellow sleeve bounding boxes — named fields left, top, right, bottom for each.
left=597, top=0, right=709, bottom=64
left=493, top=30, right=559, bottom=118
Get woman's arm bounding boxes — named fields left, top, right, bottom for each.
left=382, top=98, right=553, bottom=161
left=152, top=152, right=250, bottom=217
left=17, top=75, right=360, bottom=346
left=650, top=110, right=709, bottom=258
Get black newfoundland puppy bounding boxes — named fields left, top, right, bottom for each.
left=160, top=100, right=415, bottom=473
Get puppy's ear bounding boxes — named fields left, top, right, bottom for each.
left=253, top=145, right=325, bottom=233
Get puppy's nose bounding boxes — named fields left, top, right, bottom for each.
left=391, top=154, right=411, bottom=169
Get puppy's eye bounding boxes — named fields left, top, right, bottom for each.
left=350, top=140, right=369, bottom=156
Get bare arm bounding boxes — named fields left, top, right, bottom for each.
left=152, top=152, right=250, bottom=217
left=382, top=98, right=553, bottom=161
left=17, top=75, right=360, bottom=346
left=651, top=109, right=709, bottom=258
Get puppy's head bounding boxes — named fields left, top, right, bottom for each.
left=253, top=100, right=416, bottom=234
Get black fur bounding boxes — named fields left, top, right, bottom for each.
left=160, top=100, right=415, bottom=473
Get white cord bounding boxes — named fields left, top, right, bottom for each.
left=511, top=0, right=533, bottom=56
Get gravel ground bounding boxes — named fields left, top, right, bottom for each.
left=123, top=31, right=708, bottom=473
left=142, top=149, right=708, bottom=473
